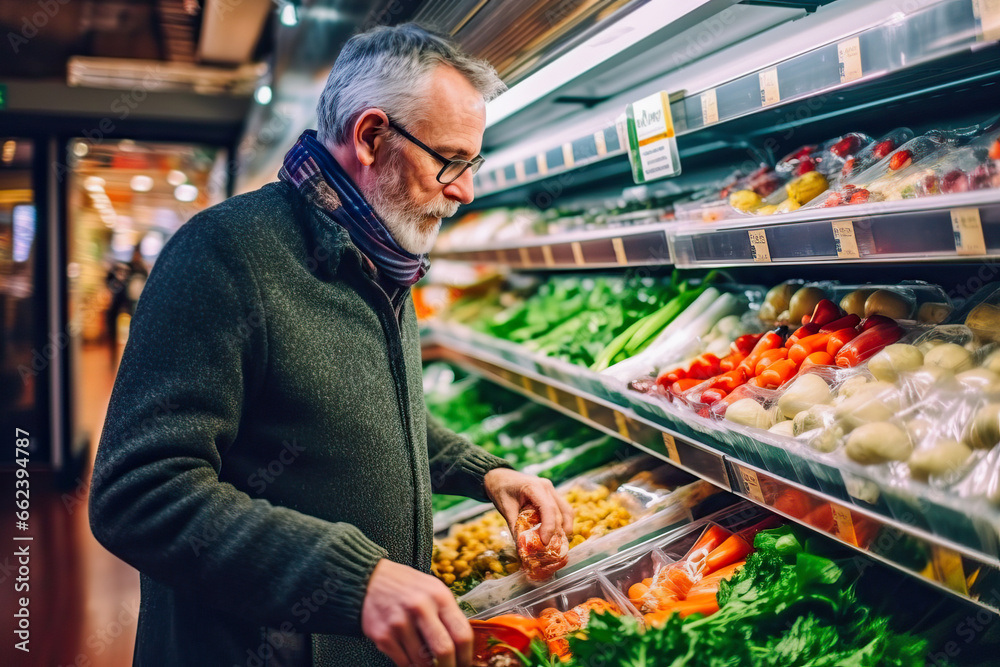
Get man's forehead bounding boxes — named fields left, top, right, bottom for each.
left=415, top=65, right=487, bottom=153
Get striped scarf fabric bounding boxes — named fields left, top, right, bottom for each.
left=279, top=129, right=429, bottom=287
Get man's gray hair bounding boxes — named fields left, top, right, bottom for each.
left=316, top=23, right=506, bottom=147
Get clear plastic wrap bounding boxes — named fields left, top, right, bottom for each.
left=515, top=505, right=569, bottom=582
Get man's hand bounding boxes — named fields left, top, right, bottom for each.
left=484, top=468, right=574, bottom=545
left=362, top=559, right=473, bottom=667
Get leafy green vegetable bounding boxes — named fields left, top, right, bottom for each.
left=520, top=526, right=939, bottom=667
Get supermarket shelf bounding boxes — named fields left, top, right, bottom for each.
left=474, top=0, right=1000, bottom=199
left=435, top=191, right=1000, bottom=268
left=670, top=190, right=1000, bottom=266
left=421, top=327, right=1000, bottom=614
left=434, top=222, right=673, bottom=269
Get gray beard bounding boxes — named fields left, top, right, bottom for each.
left=364, top=156, right=459, bottom=255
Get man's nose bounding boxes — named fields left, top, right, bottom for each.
left=442, top=168, right=475, bottom=205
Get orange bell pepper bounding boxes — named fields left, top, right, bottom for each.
left=757, top=358, right=798, bottom=389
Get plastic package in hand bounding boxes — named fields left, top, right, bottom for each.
left=515, top=504, right=569, bottom=581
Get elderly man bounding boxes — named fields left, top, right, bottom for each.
left=89, top=24, right=573, bottom=667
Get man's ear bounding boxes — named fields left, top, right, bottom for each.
left=352, top=108, right=390, bottom=167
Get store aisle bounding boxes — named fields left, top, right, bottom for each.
left=1, top=344, right=139, bottom=667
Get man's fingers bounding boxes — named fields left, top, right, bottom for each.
left=439, top=602, right=474, bottom=667
left=416, top=608, right=457, bottom=667
left=557, top=493, right=575, bottom=535
left=527, top=487, right=558, bottom=544
left=395, top=611, right=432, bottom=667
left=374, top=636, right=411, bottom=667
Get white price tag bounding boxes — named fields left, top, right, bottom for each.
left=952, top=208, right=987, bottom=256
left=537, top=153, right=548, bottom=175
left=748, top=229, right=772, bottom=263
left=759, top=67, right=780, bottom=107
left=740, top=467, right=765, bottom=503
left=594, top=130, right=608, bottom=156
left=496, top=170, right=507, bottom=187
left=837, top=36, right=863, bottom=84
left=832, top=220, right=860, bottom=259
left=562, top=143, right=575, bottom=168
left=973, top=0, right=1000, bottom=41
left=662, top=432, right=681, bottom=464
left=514, top=161, right=526, bottom=182
left=700, top=89, right=719, bottom=125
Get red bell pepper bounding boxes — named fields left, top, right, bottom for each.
left=700, top=387, right=728, bottom=405
left=688, top=353, right=722, bottom=379
left=733, top=333, right=764, bottom=356
left=754, top=348, right=789, bottom=376
left=835, top=322, right=904, bottom=367
left=739, top=332, right=783, bottom=374
left=825, top=327, right=859, bottom=356
left=757, top=358, right=798, bottom=389
left=819, top=314, right=861, bottom=333
left=859, top=314, right=895, bottom=331
left=660, top=368, right=686, bottom=385
left=785, top=322, right=821, bottom=348
left=807, top=299, right=843, bottom=326
left=788, top=332, right=832, bottom=364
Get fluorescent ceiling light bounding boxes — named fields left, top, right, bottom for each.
left=255, top=85, right=273, bottom=105
left=486, top=0, right=710, bottom=127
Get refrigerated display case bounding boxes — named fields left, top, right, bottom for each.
left=423, top=0, right=1000, bottom=661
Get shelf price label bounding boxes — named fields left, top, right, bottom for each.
left=594, top=130, right=608, bottom=156
left=575, top=395, right=590, bottom=420
left=700, top=89, right=719, bottom=125
left=973, top=0, right=1000, bottom=41
left=613, top=412, right=631, bottom=440
left=562, top=143, right=575, bottom=168
left=518, top=247, right=532, bottom=266
left=952, top=208, right=987, bottom=255
left=545, top=384, right=559, bottom=404
left=662, top=432, right=681, bottom=464
left=612, top=237, right=628, bottom=265
left=496, top=170, right=507, bottom=187
left=541, top=245, right=555, bottom=267
left=537, top=152, right=548, bottom=175
left=832, top=220, right=860, bottom=259
left=830, top=504, right=858, bottom=546
left=496, top=249, right=508, bottom=264
left=759, top=67, right=780, bottom=107
left=740, top=467, right=765, bottom=503
left=837, top=36, right=863, bottom=84
left=571, top=241, right=585, bottom=266
left=514, top=161, right=526, bottom=182
left=520, top=375, right=533, bottom=392
left=748, top=229, right=772, bottom=263
left=624, top=91, right=680, bottom=183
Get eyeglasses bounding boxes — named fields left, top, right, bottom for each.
left=386, top=117, right=485, bottom=185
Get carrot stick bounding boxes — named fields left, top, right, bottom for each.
left=704, top=535, right=753, bottom=573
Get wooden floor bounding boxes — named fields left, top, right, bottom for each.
left=1, top=344, right=140, bottom=667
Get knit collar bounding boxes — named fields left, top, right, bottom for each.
left=279, top=130, right=429, bottom=288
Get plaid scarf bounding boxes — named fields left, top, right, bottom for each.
left=278, top=130, right=428, bottom=287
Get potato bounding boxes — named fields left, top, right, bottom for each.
left=917, top=302, right=952, bottom=324
left=834, top=382, right=900, bottom=429
left=792, top=404, right=834, bottom=436
left=769, top=421, right=796, bottom=438
left=840, top=289, right=876, bottom=318
left=906, top=418, right=934, bottom=444
left=809, top=424, right=844, bottom=453
left=777, top=374, right=832, bottom=418
left=864, top=290, right=912, bottom=319
left=924, top=343, right=974, bottom=373
left=835, top=374, right=870, bottom=400
left=761, top=283, right=798, bottom=323
left=789, top=287, right=826, bottom=324
left=846, top=422, right=912, bottom=464
left=983, top=350, right=1000, bottom=375
left=917, top=339, right=943, bottom=355
left=908, top=439, right=972, bottom=480
left=956, top=369, right=1000, bottom=393
left=966, top=303, right=1000, bottom=343
left=867, top=344, right=923, bottom=383
left=725, top=398, right=774, bottom=430
left=964, top=403, right=1000, bottom=450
